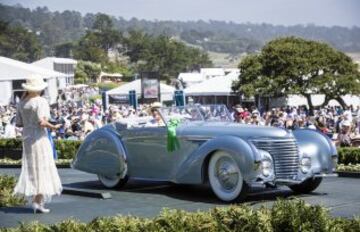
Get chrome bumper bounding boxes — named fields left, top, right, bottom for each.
left=313, top=173, right=338, bottom=178
left=275, top=173, right=338, bottom=185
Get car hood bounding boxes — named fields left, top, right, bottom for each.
left=178, top=121, right=293, bottom=140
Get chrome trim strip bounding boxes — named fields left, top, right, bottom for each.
left=180, top=135, right=214, bottom=141
left=249, top=138, right=296, bottom=142
left=275, top=179, right=302, bottom=184
left=314, top=173, right=338, bottom=178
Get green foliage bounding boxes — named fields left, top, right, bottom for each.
left=270, top=199, right=329, bottom=232
left=338, top=147, right=360, bottom=165
left=337, top=164, right=360, bottom=172
left=1, top=3, right=360, bottom=56
left=0, top=138, right=22, bottom=149
left=0, top=139, right=81, bottom=160
left=233, top=37, right=360, bottom=111
left=0, top=21, right=42, bottom=62
left=73, top=32, right=108, bottom=63
left=73, top=14, right=122, bottom=63
left=0, top=158, right=72, bottom=166
left=123, top=31, right=213, bottom=81
left=93, top=82, right=119, bottom=91
left=0, top=175, right=26, bottom=207
left=1, top=199, right=359, bottom=231
left=88, top=95, right=102, bottom=103
left=54, top=140, right=82, bottom=160
left=102, top=60, right=133, bottom=77
left=54, top=42, right=76, bottom=58
left=74, top=61, right=101, bottom=84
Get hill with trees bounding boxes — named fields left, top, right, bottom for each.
left=1, top=3, right=359, bottom=57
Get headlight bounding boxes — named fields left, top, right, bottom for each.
left=300, top=157, right=311, bottom=174
left=261, top=159, right=273, bottom=177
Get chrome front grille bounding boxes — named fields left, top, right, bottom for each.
left=251, top=139, right=299, bottom=180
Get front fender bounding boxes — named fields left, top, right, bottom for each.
left=293, top=129, right=337, bottom=175
left=72, top=127, right=127, bottom=178
left=174, top=135, right=258, bottom=184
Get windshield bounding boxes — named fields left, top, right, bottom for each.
left=198, top=105, right=232, bottom=122
left=159, top=104, right=231, bottom=124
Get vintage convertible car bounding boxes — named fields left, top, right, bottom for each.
left=72, top=105, right=338, bottom=202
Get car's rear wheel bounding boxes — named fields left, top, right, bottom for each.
left=289, top=177, right=322, bottom=194
left=208, top=151, right=248, bottom=202
left=98, top=174, right=128, bottom=189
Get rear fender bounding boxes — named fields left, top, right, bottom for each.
left=72, top=128, right=127, bottom=178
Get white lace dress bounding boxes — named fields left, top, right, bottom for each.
left=14, top=96, right=62, bottom=202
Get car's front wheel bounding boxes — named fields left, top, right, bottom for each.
left=289, top=177, right=322, bottom=194
left=208, top=151, right=248, bottom=202
left=98, top=174, right=128, bottom=189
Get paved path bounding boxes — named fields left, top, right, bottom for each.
left=1, top=168, right=359, bottom=228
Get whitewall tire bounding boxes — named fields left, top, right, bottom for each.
left=98, top=174, right=128, bottom=189
left=208, top=151, right=248, bottom=202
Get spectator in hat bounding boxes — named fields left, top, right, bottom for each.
left=13, top=75, right=62, bottom=214
left=146, top=102, right=165, bottom=127
left=337, top=120, right=352, bottom=147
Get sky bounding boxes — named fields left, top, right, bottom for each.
left=1, top=0, right=359, bottom=27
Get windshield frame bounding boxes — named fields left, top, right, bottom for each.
left=158, top=104, right=231, bottom=125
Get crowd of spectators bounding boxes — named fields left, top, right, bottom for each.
left=0, top=85, right=359, bottom=147
left=0, top=86, right=156, bottom=141
left=230, top=104, right=360, bottom=147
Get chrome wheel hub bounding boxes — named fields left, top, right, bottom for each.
left=215, top=157, right=239, bottom=191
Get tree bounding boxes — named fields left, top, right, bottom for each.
left=73, top=14, right=121, bottom=62
left=73, top=32, right=108, bottom=63
left=74, top=61, right=101, bottom=83
left=232, top=37, right=360, bottom=113
left=122, top=32, right=212, bottom=81
left=54, top=42, right=75, bottom=57
left=0, top=21, right=42, bottom=62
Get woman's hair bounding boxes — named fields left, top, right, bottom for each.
left=21, top=91, right=28, bottom=100
left=21, top=90, right=44, bottom=100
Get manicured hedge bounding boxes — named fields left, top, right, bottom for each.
left=337, top=164, right=360, bottom=172
left=0, top=138, right=359, bottom=165
left=54, top=140, right=82, bottom=160
left=0, top=158, right=72, bottom=166
left=0, top=139, right=82, bottom=160
left=0, top=175, right=26, bottom=207
left=0, top=199, right=359, bottom=232
left=338, top=147, right=360, bottom=165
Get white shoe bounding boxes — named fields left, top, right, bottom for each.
left=32, top=202, right=40, bottom=214
left=38, top=205, right=50, bottom=214
left=32, top=202, right=50, bottom=214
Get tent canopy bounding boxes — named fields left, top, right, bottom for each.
left=178, top=72, right=203, bottom=82
left=107, top=79, right=175, bottom=101
left=184, top=71, right=238, bottom=96
left=32, top=57, right=77, bottom=66
left=0, top=56, right=67, bottom=81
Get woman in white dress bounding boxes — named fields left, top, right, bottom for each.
left=14, top=76, right=63, bottom=213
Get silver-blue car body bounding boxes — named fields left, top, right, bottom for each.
left=72, top=105, right=338, bottom=202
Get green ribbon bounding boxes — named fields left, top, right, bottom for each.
left=167, top=118, right=181, bottom=152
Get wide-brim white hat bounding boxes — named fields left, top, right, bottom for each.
left=22, top=75, right=48, bottom=92
left=150, top=102, right=162, bottom=109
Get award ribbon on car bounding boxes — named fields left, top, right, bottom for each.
left=167, top=118, right=181, bottom=152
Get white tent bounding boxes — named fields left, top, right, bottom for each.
left=200, top=68, right=225, bottom=80
left=185, top=71, right=238, bottom=96
left=106, top=79, right=175, bottom=102
left=178, top=72, right=203, bottom=87
left=32, top=57, right=77, bottom=88
left=0, top=56, right=67, bottom=105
